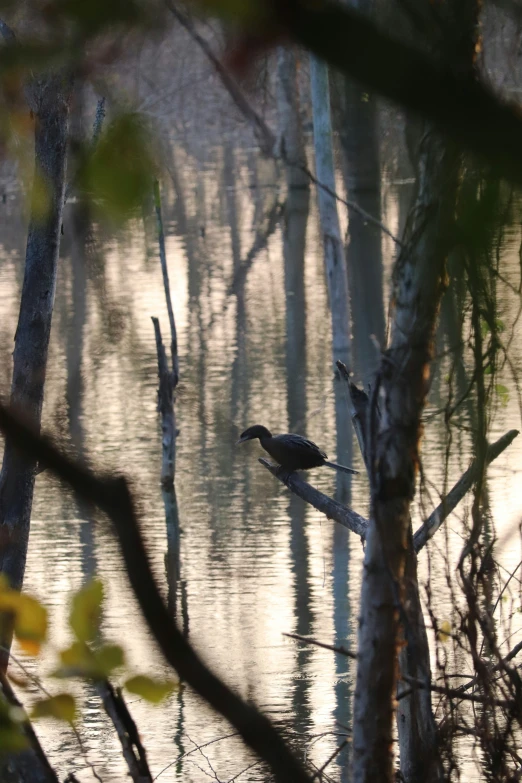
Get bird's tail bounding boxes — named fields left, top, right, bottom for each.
left=324, top=460, right=358, bottom=475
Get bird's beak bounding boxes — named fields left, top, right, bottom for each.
left=236, top=435, right=249, bottom=445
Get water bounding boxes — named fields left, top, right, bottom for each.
left=0, top=147, right=521, bottom=781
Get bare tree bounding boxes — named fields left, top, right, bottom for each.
left=0, top=61, right=70, bottom=610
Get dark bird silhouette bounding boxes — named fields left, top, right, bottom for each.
left=237, top=425, right=358, bottom=474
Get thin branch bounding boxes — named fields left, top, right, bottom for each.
left=153, top=179, right=179, bottom=384
left=284, top=632, right=357, bottom=659
left=166, top=2, right=276, bottom=156
left=413, top=429, right=519, bottom=551
left=0, top=403, right=313, bottom=783
left=153, top=733, right=240, bottom=781
left=400, top=675, right=514, bottom=708
left=454, top=640, right=522, bottom=696
left=311, top=739, right=350, bottom=780
left=336, top=361, right=372, bottom=471
left=259, top=458, right=368, bottom=540
left=96, top=680, right=152, bottom=783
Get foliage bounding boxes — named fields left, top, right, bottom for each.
left=77, top=112, right=158, bottom=223
left=0, top=577, right=178, bottom=758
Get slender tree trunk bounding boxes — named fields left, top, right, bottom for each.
left=277, top=48, right=309, bottom=190
left=310, top=55, right=353, bottom=501
left=352, top=128, right=460, bottom=783
left=335, top=74, right=385, bottom=384
left=0, top=74, right=70, bottom=600
left=310, top=56, right=351, bottom=370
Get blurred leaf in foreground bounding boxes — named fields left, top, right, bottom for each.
left=124, top=675, right=178, bottom=703
left=79, top=112, right=156, bottom=222
left=70, top=579, right=103, bottom=642
left=31, top=694, right=76, bottom=723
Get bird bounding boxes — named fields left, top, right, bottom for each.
left=236, top=425, right=358, bottom=475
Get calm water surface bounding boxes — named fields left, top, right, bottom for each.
left=0, top=146, right=521, bottom=781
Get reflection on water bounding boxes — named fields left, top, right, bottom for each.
left=0, top=146, right=521, bottom=781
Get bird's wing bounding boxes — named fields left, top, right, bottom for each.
left=273, top=434, right=327, bottom=459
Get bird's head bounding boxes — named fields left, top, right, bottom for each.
left=236, top=425, right=272, bottom=444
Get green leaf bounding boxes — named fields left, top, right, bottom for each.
left=495, top=384, right=509, bottom=407
left=70, top=579, right=103, bottom=642
left=437, top=620, right=451, bottom=643
left=95, top=644, right=125, bottom=677
left=0, top=727, right=28, bottom=755
left=55, top=641, right=124, bottom=680
left=124, top=675, right=177, bottom=703
left=56, top=641, right=95, bottom=678
left=31, top=694, right=76, bottom=723
left=81, top=113, right=156, bottom=222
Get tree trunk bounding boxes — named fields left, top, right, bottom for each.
left=276, top=48, right=309, bottom=190
left=336, top=75, right=385, bottom=385
left=310, top=55, right=353, bottom=502
left=0, top=74, right=69, bottom=605
left=352, top=127, right=460, bottom=783
left=310, top=56, right=351, bottom=371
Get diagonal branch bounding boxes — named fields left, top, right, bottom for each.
left=413, top=429, right=519, bottom=551
left=96, top=680, right=152, bottom=783
left=0, top=403, right=313, bottom=783
left=259, top=458, right=368, bottom=540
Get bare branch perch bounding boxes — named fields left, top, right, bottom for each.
left=259, top=458, right=368, bottom=540
left=284, top=632, right=357, bottom=659
left=413, top=429, right=519, bottom=551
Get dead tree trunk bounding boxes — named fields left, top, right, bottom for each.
left=309, top=55, right=353, bottom=499
left=0, top=74, right=70, bottom=598
left=151, top=180, right=181, bottom=616
left=276, top=48, right=309, bottom=190
left=351, top=128, right=460, bottom=783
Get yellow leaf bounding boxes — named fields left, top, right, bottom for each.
left=124, top=675, right=177, bottom=703
left=31, top=694, right=76, bottom=723
left=0, top=591, right=47, bottom=651
left=70, top=580, right=103, bottom=642
left=18, top=639, right=41, bottom=657
left=437, top=620, right=451, bottom=643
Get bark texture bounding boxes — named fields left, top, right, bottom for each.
left=310, top=55, right=353, bottom=502
left=352, top=128, right=460, bottom=783
left=337, top=75, right=385, bottom=384
left=0, top=74, right=70, bottom=595
left=309, top=56, right=351, bottom=371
